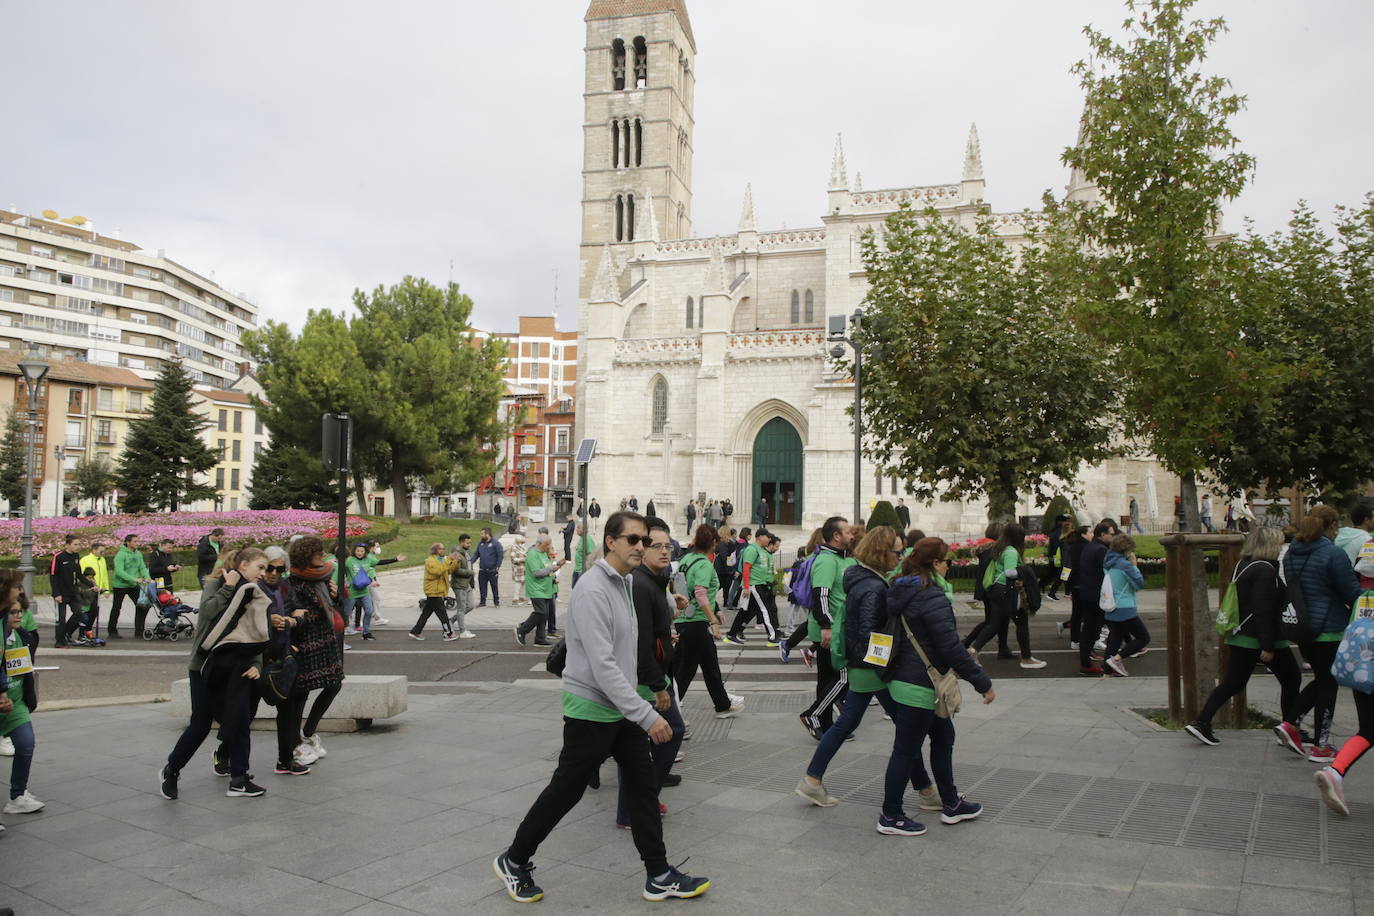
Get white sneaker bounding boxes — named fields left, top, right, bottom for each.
left=306, top=733, right=327, bottom=758
left=344, top=626, right=358, bottom=635
left=3, top=791, right=45, bottom=814
left=442, top=631, right=460, bottom=642
left=459, top=630, right=478, bottom=638
left=372, top=616, right=390, bottom=626
left=294, top=744, right=319, bottom=766
left=674, top=751, right=685, bottom=763
left=1019, top=657, right=1048, bottom=670
left=728, top=693, right=744, bottom=705
left=0, top=736, right=13, bottom=757
left=715, top=702, right=744, bottom=719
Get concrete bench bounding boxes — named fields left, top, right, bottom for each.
left=168, top=674, right=408, bottom=732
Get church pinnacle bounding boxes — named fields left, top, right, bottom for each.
left=636, top=189, right=661, bottom=242
left=829, top=133, right=849, bottom=191
left=591, top=242, right=618, bottom=302
left=739, top=183, right=756, bottom=231
left=963, top=123, right=983, bottom=182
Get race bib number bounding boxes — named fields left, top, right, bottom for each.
left=1060, top=567, right=1071, bottom=582
left=1360, top=541, right=1374, bottom=564
left=4, top=644, right=33, bottom=678
left=1357, top=592, right=1374, bottom=620
left=864, top=632, right=893, bottom=667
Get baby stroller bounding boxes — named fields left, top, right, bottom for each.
left=143, top=582, right=196, bottom=641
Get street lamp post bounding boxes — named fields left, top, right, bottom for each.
left=53, top=444, right=66, bottom=516
left=17, top=353, right=50, bottom=599
left=829, top=311, right=863, bottom=524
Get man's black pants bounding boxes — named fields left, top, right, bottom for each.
left=478, top=568, right=500, bottom=605
left=507, top=716, right=668, bottom=876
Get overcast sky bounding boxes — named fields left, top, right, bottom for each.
left=8, top=1, right=1372, bottom=333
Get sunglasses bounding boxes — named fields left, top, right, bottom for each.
left=616, top=534, right=655, bottom=547
left=266, top=565, right=287, bottom=573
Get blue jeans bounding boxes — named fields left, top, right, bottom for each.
left=884, top=703, right=936, bottom=818
left=5, top=720, right=35, bottom=798
left=913, top=714, right=959, bottom=807
left=615, top=690, right=685, bottom=825
left=351, top=592, right=375, bottom=633
left=807, top=688, right=898, bottom=779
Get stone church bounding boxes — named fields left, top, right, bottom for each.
left=575, top=0, right=1177, bottom=533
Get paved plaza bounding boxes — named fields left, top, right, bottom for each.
left=4, top=670, right=1374, bottom=914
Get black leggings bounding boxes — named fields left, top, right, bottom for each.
left=971, top=585, right=1029, bottom=659
left=277, top=689, right=309, bottom=764
left=1292, top=640, right=1341, bottom=746
left=410, top=596, right=452, bottom=636
left=1104, top=616, right=1151, bottom=659
left=672, top=620, right=732, bottom=712
left=1197, top=644, right=1302, bottom=727
left=784, top=620, right=809, bottom=651
left=304, top=686, right=341, bottom=738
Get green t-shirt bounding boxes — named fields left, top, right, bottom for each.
left=0, top=628, right=32, bottom=734
left=982, top=546, right=1020, bottom=589
left=524, top=549, right=556, bottom=599
left=345, top=556, right=373, bottom=598
left=808, top=550, right=854, bottom=648
left=561, top=691, right=622, bottom=722
left=847, top=668, right=888, bottom=694
left=574, top=534, right=596, bottom=573
left=741, top=543, right=773, bottom=586
left=1226, top=634, right=1292, bottom=650
left=679, top=553, right=717, bottom=623
left=889, top=680, right=937, bottom=709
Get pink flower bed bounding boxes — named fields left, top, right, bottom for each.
left=0, top=510, right=371, bottom=557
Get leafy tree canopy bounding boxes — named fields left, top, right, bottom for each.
left=247, top=438, right=339, bottom=511
left=854, top=206, right=1118, bottom=523
left=71, top=454, right=116, bottom=506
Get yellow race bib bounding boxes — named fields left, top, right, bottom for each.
left=864, top=631, right=894, bottom=667
left=4, top=643, right=33, bottom=678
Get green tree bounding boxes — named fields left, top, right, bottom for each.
left=115, top=360, right=219, bottom=512
left=247, top=438, right=339, bottom=510
left=1056, top=0, right=1280, bottom=719
left=0, top=408, right=28, bottom=510
left=1041, top=493, right=1077, bottom=533
left=853, top=206, right=1118, bottom=524
left=245, top=277, right=508, bottom=522
left=71, top=454, right=116, bottom=509
left=1216, top=198, right=1374, bottom=508
left=867, top=499, right=901, bottom=533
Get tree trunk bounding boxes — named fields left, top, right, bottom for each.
left=352, top=469, right=367, bottom=516
left=1180, top=471, right=1216, bottom=716
left=391, top=462, right=410, bottom=524
left=987, top=473, right=1018, bottom=526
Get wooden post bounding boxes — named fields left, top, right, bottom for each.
left=1217, top=544, right=1246, bottom=729
left=1165, top=537, right=1183, bottom=722
left=1178, top=546, right=1199, bottom=722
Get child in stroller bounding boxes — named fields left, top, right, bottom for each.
left=143, top=583, right=195, bottom=641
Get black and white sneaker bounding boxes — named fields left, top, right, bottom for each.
left=158, top=765, right=179, bottom=800
left=643, top=863, right=710, bottom=901
left=226, top=778, right=266, bottom=798
left=493, top=852, right=544, bottom=903
left=514, top=626, right=527, bottom=646
left=1184, top=722, right=1220, bottom=746
left=274, top=761, right=311, bottom=776
left=212, top=749, right=230, bottom=777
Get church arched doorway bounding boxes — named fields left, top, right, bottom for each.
left=751, top=417, right=803, bottom=526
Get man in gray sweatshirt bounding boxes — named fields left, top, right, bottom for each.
left=494, top=511, right=710, bottom=905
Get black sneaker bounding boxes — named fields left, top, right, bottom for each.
left=212, top=750, right=230, bottom=777
left=158, top=765, right=179, bottom=800
left=514, top=625, right=527, bottom=646
left=226, top=778, right=266, bottom=798
left=108, top=631, right=124, bottom=639
left=361, top=632, right=376, bottom=641
left=274, top=761, right=311, bottom=776
left=1185, top=721, right=1220, bottom=746
left=493, top=853, right=544, bottom=903
left=643, top=864, right=710, bottom=901
left=660, top=773, right=683, bottom=788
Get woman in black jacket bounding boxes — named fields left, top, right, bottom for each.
left=882, top=538, right=995, bottom=835
left=796, top=528, right=904, bottom=807
left=1186, top=527, right=1301, bottom=746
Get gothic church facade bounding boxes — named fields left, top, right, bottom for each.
left=575, top=0, right=1173, bottom=532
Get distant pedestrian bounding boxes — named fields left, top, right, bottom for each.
left=515, top=534, right=563, bottom=646
left=572, top=522, right=596, bottom=588
left=510, top=536, right=529, bottom=605
left=721, top=499, right=734, bottom=527
left=1100, top=535, right=1149, bottom=677
left=895, top=498, right=911, bottom=531
left=475, top=528, right=504, bottom=607
left=589, top=498, right=602, bottom=534
left=1173, top=496, right=1186, bottom=532
left=969, top=523, right=1045, bottom=669
left=756, top=497, right=770, bottom=527
left=673, top=526, right=737, bottom=717
left=1128, top=496, right=1144, bottom=534
left=562, top=513, right=577, bottom=559
left=628, top=495, right=638, bottom=512
left=148, top=538, right=182, bottom=589
left=1200, top=494, right=1215, bottom=533
left=109, top=533, right=150, bottom=639
left=685, top=500, right=698, bottom=534
left=646, top=498, right=657, bottom=519
left=411, top=543, right=459, bottom=641
left=449, top=534, right=476, bottom=638
left=196, top=527, right=225, bottom=584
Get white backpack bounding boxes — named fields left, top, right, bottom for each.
left=1099, top=572, right=1117, bottom=612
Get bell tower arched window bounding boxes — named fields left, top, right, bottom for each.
left=610, top=120, right=620, bottom=168
left=651, top=377, right=668, bottom=434
left=615, top=194, right=624, bottom=242
left=685, top=297, right=694, bottom=328
left=634, top=118, right=643, bottom=166
left=611, top=39, right=626, bottom=91
left=625, top=193, right=635, bottom=241
left=790, top=290, right=800, bottom=324
left=633, top=36, right=647, bottom=88
left=804, top=289, right=815, bottom=323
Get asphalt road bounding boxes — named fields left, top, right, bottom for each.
left=32, top=611, right=1174, bottom=705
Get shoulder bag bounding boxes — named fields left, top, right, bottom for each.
left=898, top=616, right=962, bottom=718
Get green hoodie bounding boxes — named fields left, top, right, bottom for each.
left=113, top=545, right=149, bottom=588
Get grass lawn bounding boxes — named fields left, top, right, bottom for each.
left=375, top=517, right=492, bottom=571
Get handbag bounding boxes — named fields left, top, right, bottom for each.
left=259, top=649, right=298, bottom=706
left=352, top=566, right=372, bottom=590
left=545, top=640, right=568, bottom=676
left=898, top=616, right=962, bottom=718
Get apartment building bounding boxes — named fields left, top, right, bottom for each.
left=188, top=377, right=270, bottom=512
left=472, top=316, right=578, bottom=521
left=0, top=209, right=257, bottom=389
left=0, top=352, right=153, bottom=515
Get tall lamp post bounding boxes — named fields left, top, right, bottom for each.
left=828, top=311, right=863, bottom=523
left=17, top=353, right=50, bottom=599
left=53, top=444, right=66, bottom=516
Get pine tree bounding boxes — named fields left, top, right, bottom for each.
left=115, top=360, right=219, bottom=512
left=71, top=454, right=116, bottom=508
left=0, top=408, right=28, bottom=511
left=247, top=438, right=338, bottom=510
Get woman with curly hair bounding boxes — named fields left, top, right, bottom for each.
left=283, top=536, right=345, bottom=764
